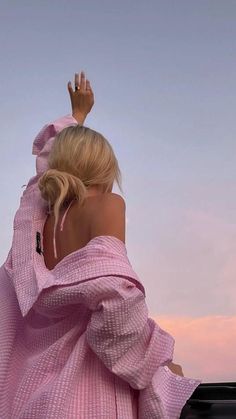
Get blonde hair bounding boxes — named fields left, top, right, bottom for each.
left=38, top=124, right=123, bottom=245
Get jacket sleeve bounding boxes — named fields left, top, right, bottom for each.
left=24, top=114, right=78, bottom=190
left=84, top=275, right=202, bottom=386
left=83, top=275, right=202, bottom=418
left=32, top=114, right=79, bottom=176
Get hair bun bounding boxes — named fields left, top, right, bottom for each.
left=38, top=168, right=87, bottom=208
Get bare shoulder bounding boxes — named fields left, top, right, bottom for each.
left=90, top=192, right=126, bottom=243
left=91, top=192, right=126, bottom=211
left=100, top=192, right=126, bottom=207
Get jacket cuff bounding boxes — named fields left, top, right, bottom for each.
left=32, top=114, right=79, bottom=156
left=32, top=114, right=79, bottom=176
left=139, top=365, right=202, bottom=419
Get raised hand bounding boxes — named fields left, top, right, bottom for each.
left=67, top=71, right=94, bottom=124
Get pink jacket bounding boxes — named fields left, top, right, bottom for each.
left=0, top=115, right=202, bottom=418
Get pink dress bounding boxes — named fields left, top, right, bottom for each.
left=0, top=115, right=202, bottom=418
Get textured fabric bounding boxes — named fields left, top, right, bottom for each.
left=0, top=115, right=203, bottom=418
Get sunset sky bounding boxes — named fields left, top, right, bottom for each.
left=1, top=0, right=236, bottom=383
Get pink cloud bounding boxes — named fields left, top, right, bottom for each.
left=151, top=315, right=236, bottom=383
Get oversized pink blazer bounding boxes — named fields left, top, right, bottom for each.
left=0, top=115, right=202, bottom=418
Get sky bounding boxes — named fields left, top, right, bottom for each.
left=1, top=0, right=236, bottom=383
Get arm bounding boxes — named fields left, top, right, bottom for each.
left=84, top=266, right=202, bottom=417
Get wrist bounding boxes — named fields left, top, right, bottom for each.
left=72, top=111, right=86, bottom=125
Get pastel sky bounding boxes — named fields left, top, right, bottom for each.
left=1, top=1, right=236, bottom=383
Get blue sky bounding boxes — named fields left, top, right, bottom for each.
left=1, top=0, right=236, bottom=323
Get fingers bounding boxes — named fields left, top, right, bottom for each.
left=75, top=72, right=80, bottom=89
left=69, top=71, right=93, bottom=93
left=80, top=71, right=86, bottom=91
left=67, top=81, right=73, bottom=96
left=86, top=79, right=93, bottom=92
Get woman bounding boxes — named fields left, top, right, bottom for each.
left=38, top=71, right=125, bottom=267
left=0, top=70, right=202, bottom=418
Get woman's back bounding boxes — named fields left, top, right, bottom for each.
left=43, top=192, right=126, bottom=271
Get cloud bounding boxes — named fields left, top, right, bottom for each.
left=152, top=314, right=236, bottom=383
